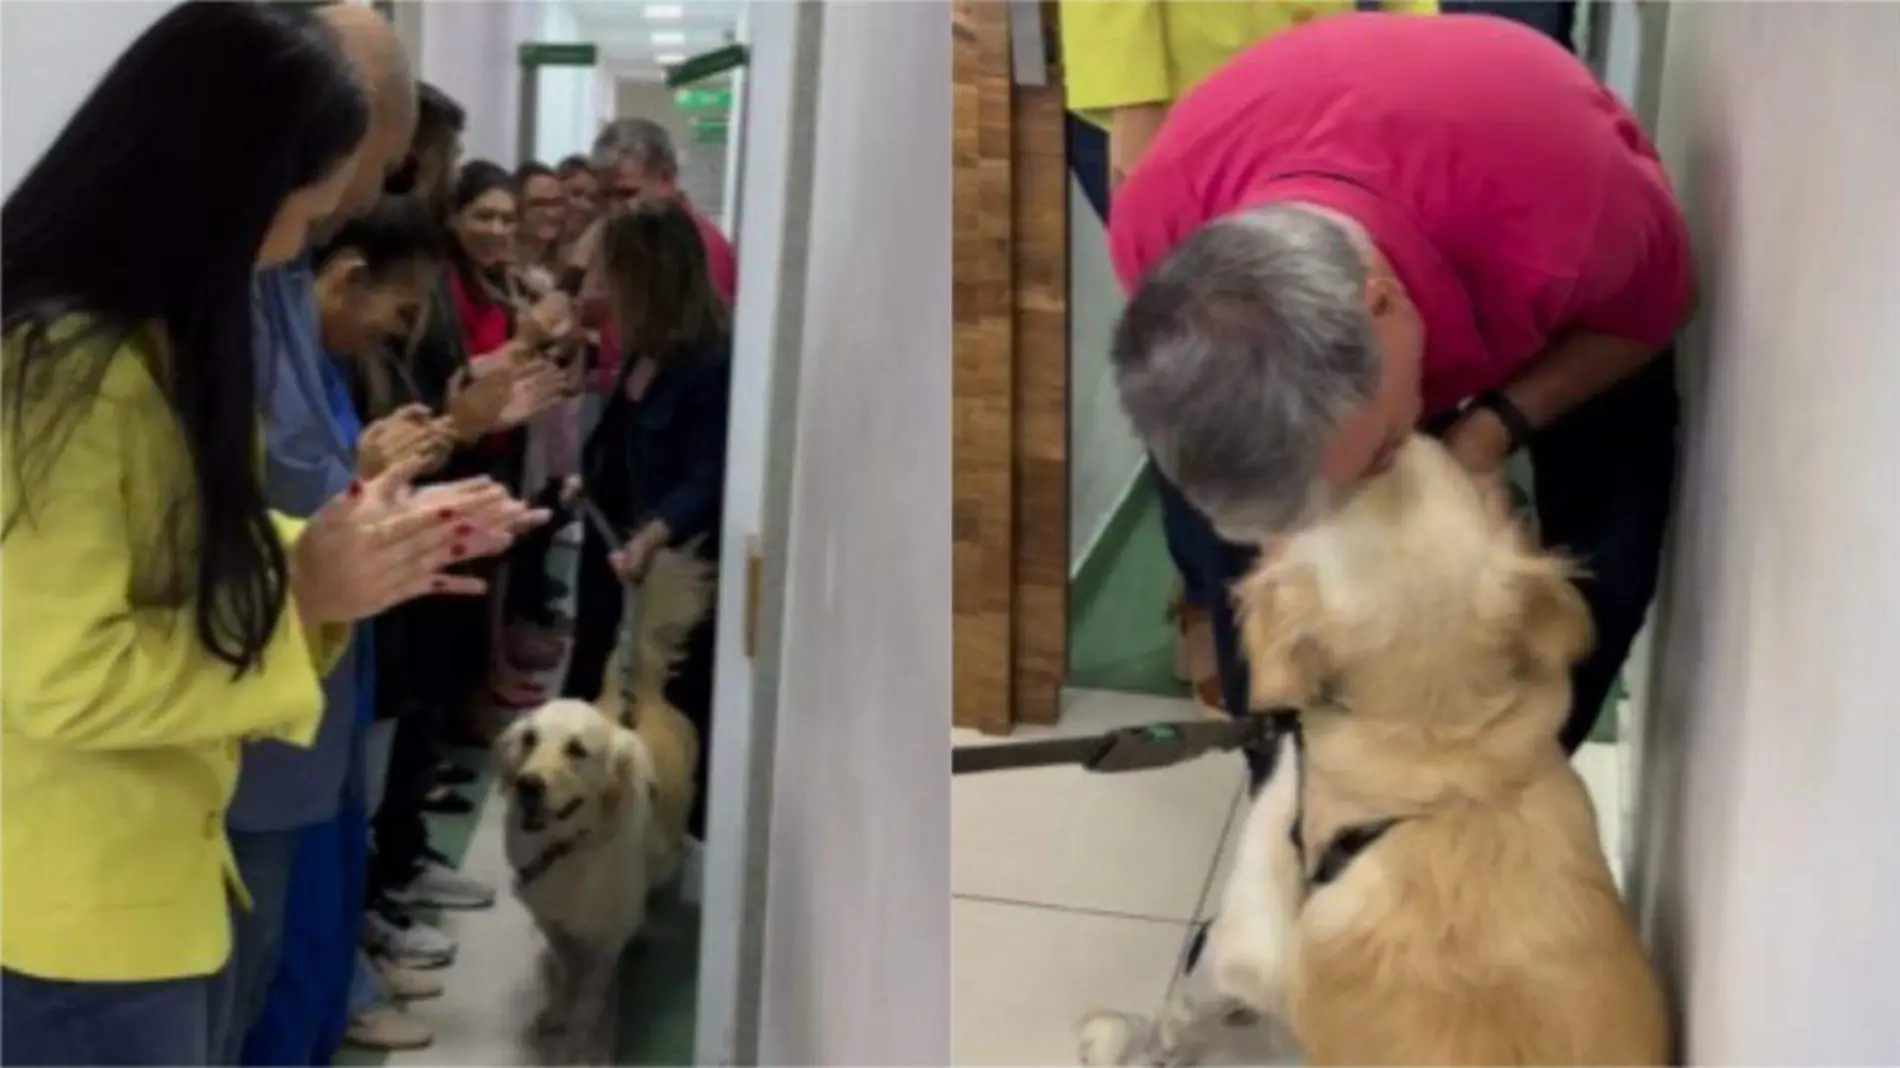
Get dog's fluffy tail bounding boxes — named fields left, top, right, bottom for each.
left=637, top=541, right=713, bottom=683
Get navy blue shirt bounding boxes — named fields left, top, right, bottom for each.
left=585, top=334, right=732, bottom=558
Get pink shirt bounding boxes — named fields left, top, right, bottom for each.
left=594, top=196, right=738, bottom=391
left=1109, top=14, right=1694, bottom=415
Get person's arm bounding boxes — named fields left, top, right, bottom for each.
left=1448, top=178, right=1694, bottom=466
left=645, top=356, right=732, bottom=547
left=1059, top=1, right=1174, bottom=192
left=2, top=355, right=331, bottom=752
left=258, top=344, right=356, bottom=518
left=267, top=512, right=356, bottom=674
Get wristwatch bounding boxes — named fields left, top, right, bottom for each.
left=1468, top=390, right=1534, bottom=455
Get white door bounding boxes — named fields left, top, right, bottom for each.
left=692, top=1, right=819, bottom=1062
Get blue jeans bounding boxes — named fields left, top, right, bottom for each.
left=222, top=828, right=301, bottom=1062
left=240, top=802, right=368, bottom=1066
left=3, top=953, right=236, bottom=1066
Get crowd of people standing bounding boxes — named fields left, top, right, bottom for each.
left=0, top=2, right=736, bottom=1062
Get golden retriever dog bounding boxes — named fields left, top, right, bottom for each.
left=592, top=544, right=713, bottom=886
left=1080, top=435, right=1669, bottom=1066
left=494, top=698, right=659, bottom=1063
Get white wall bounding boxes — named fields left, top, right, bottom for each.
left=531, top=1, right=600, bottom=164
left=419, top=0, right=534, bottom=163
left=1630, top=3, right=1900, bottom=1062
left=0, top=0, right=177, bottom=197
left=1068, top=176, right=1147, bottom=570
left=754, top=1, right=952, bottom=1063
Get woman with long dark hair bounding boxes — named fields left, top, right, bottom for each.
left=0, top=7, right=532, bottom=1063
left=564, top=200, right=732, bottom=885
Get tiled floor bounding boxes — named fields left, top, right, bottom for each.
left=951, top=689, right=1629, bottom=1066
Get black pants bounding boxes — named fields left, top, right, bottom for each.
left=1439, top=1, right=1578, bottom=52
left=1158, top=351, right=1680, bottom=789
left=562, top=525, right=720, bottom=838
left=368, top=590, right=487, bottom=892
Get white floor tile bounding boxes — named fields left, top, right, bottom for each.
left=1197, top=791, right=1245, bottom=922
left=952, top=897, right=1187, bottom=1067
left=384, top=791, right=553, bottom=1067
left=954, top=692, right=1244, bottom=920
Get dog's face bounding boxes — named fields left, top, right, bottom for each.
left=494, top=699, right=649, bottom=832
left=1236, top=436, right=1592, bottom=729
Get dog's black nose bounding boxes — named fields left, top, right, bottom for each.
left=516, top=773, right=546, bottom=805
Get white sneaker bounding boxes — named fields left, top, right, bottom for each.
left=345, top=1004, right=435, bottom=1051
left=364, top=905, right=455, bottom=969
left=377, top=960, right=444, bottom=1002
left=679, top=836, right=704, bottom=905
left=388, top=854, right=497, bottom=911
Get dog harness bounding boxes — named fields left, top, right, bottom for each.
left=1283, top=720, right=1408, bottom=896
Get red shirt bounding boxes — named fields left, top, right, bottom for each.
left=594, top=196, right=738, bottom=392
left=448, top=269, right=512, bottom=362
left=1108, top=14, right=1694, bottom=415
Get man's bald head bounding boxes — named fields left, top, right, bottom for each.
left=318, top=3, right=418, bottom=222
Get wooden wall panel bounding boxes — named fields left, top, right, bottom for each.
left=951, top=0, right=1015, bottom=734
left=1008, top=15, right=1068, bottom=727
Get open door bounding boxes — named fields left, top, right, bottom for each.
left=951, top=0, right=1069, bottom=735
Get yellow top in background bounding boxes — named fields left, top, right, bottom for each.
left=1060, top=0, right=1439, bottom=125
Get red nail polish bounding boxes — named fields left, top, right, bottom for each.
left=437, top=508, right=456, bottom=520
left=451, top=543, right=467, bottom=558
left=453, top=522, right=472, bottom=536
left=346, top=481, right=363, bottom=499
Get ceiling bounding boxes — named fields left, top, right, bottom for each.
left=565, top=0, right=746, bottom=77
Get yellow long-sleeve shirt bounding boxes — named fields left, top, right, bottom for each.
left=2, top=322, right=348, bottom=982
left=1060, top=1, right=1439, bottom=125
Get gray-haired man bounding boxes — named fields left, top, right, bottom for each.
left=1108, top=13, right=1693, bottom=776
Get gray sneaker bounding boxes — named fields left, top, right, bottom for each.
left=363, top=906, right=455, bottom=969
left=387, top=856, right=497, bottom=911
left=345, top=1004, right=434, bottom=1051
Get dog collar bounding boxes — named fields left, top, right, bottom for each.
left=516, top=829, right=588, bottom=889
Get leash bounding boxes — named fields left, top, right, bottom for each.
left=572, top=491, right=647, bottom=712
left=951, top=711, right=1293, bottom=776
left=952, top=707, right=1406, bottom=895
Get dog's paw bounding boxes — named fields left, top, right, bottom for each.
left=1078, top=1010, right=1148, bottom=1066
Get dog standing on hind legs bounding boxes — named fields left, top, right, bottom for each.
left=1079, top=436, right=1670, bottom=1067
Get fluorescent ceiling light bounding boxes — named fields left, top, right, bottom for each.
left=656, top=52, right=685, bottom=65
left=650, top=30, right=686, bottom=46
left=645, top=4, right=684, bottom=18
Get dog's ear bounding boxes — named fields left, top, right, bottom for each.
left=1235, top=563, right=1331, bottom=708
left=600, top=730, right=650, bottom=808
left=1494, top=549, right=1594, bottom=676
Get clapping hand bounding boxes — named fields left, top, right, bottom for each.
left=359, top=404, right=453, bottom=479
left=291, top=455, right=551, bottom=628
left=495, top=358, right=571, bottom=428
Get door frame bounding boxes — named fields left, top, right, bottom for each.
left=692, top=1, right=821, bottom=1062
